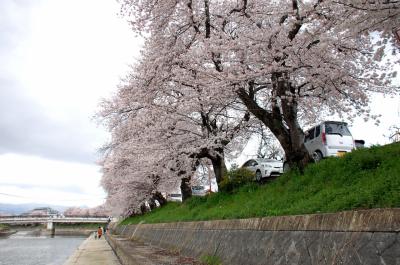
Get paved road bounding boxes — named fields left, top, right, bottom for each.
left=63, top=235, right=121, bottom=265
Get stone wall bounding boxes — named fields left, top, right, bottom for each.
left=111, top=208, right=400, bottom=265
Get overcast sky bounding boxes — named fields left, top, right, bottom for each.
left=0, top=0, right=141, bottom=207
left=0, top=0, right=399, bottom=209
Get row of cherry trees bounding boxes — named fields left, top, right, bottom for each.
left=63, top=205, right=109, bottom=217
left=98, top=0, right=399, bottom=216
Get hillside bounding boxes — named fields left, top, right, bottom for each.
left=0, top=203, right=69, bottom=216
left=122, top=143, right=400, bottom=225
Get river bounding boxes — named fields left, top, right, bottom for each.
left=0, top=231, right=85, bottom=265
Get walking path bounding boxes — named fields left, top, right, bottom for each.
left=63, top=235, right=121, bottom=265
left=107, top=234, right=204, bottom=265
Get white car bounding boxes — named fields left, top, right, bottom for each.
left=166, top=193, right=182, bottom=202
left=304, top=121, right=355, bottom=162
left=191, top=186, right=209, bottom=196
left=241, top=158, right=284, bottom=181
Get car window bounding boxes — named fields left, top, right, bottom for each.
left=304, top=127, right=315, bottom=142
left=248, top=160, right=256, bottom=166
left=325, top=122, right=351, bottom=136
left=243, top=161, right=250, bottom=167
left=310, top=128, right=315, bottom=140
left=304, top=131, right=310, bottom=142
left=315, top=125, right=321, bottom=137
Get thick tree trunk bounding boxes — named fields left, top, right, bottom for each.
left=148, top=198, right=157, bottom=210
left=271, top=72, right=312, bottom=170
left=237, top=74, right=312, bottom=172
left=210, top=153, right=227, bottom=184
left=139, top=203, right=148, bottom=215
left=264, top=118, right=311, bottom=171
left=152, top=191, right=167, bottom=206
left=180, top=177, right=192, bottom=201
left=191, top=147, right=227, bottom=185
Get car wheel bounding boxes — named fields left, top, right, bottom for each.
left=255, top=171, right=262, bottom=182
left=312, top=151, right=323, bottom=162
left=283, top=162, right=290, bottom=173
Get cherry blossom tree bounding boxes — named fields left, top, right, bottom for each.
left=88, top=204, right=109, bottom=217
left=99, top=140, right=161, bottom=216
left=64, top=205, right=109, bottom=217
left=64, top=207, right=89, bottom=217
left=118, top=0, right=399, bottom=170
left=99, top=0, right=399, bottom=215
left=98, top=47, right=251, bottom=211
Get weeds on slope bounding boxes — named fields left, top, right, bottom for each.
left=121, top=143, right=400, bottom=225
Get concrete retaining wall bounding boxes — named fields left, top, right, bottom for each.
left=111, top=208, right=400, bottom=265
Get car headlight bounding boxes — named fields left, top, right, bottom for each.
left=262, top=164, right=271, bottom=168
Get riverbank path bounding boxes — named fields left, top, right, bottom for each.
left=63, top=235, right=121, bottom=265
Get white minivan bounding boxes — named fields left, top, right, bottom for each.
left=304, top=121, right=355, bottom=162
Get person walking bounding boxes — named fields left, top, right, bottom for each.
left=97, top=226, right=103, bottom=239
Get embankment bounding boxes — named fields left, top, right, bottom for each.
left=110, top=208, right=400, bottom=265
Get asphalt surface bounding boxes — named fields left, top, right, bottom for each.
left=63, top=235, right=121, bottom=265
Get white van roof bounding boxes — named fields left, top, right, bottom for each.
left=307, top=121, right=349, bottom=130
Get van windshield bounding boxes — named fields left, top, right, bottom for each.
left=325, top=122, right=351, bottom=136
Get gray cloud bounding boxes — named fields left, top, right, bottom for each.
left=0, top=0, right=43, bottom=48
left=0, top=0, right=103, bottom=164
left=0, top=182, right=85, bottom=194
left=0, top=78, right=101, bottom=163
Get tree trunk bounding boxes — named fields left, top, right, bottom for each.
left=148, top=198, right=157, bottom=210
left=139, top=203, right=148, bottom=215
left=237, top=74, right=312, bottom=172
left=152, top=191, right=167, bottom=206
left=180, top=177, right=192, bottom=201
left=210, top=153, right=227, bottom=184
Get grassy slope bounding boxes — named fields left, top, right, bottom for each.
left=122, top=143, right=400, bottom=225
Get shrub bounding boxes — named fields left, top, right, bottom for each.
left=343, top=147, right=382, bottom=171
left=219, top=168, right=255, bottom=192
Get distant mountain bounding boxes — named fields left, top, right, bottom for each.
left=0, top=203, right=71, bottom=215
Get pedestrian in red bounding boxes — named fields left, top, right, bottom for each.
left=97, top=226, right=103, bottom=239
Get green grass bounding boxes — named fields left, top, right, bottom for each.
left=0, top=224, right=9, bottom=231
left=121, top=143, right=400, bottom=225
left=200, top=254, right=222, bottom=265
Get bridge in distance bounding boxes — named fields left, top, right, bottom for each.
left=0, top=216, right=110, bottom=231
